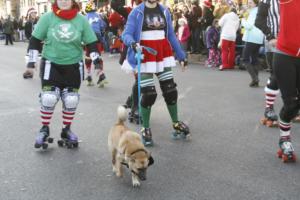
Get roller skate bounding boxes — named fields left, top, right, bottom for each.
left=128, top=108, right=143, bottom=125
left=260, top=106, right=278, bottom=127
left=277, top=136, right=296, bottom=163
left=34, top=125, right=54, bottom=149
left=86, top=75, right=94, bottom=86
left=172, top=121, right=190, bottom=140
left=141, top=127, right=153, bottom=147
left=57, top=125, right=79, bottom=148
left=23, top=69, right=34, bottom=79
left=97, top=73, right=108, bottom=88
left=293, top=112, right=300, bottom=122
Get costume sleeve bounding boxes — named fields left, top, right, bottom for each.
left=121, top=10, right=137, bottom=47
left=255, top=1, right=274, bottom=41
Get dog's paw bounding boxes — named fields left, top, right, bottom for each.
left=116, top=171, right=123, bottom=178
left=132, top=179, right=140, bottom=188
left=112, top=166, right=117, bottom=173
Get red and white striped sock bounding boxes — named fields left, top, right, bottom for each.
left=62, top=110, right=75, bottom=126
left=40, top=109, right=54, bottom=126
left=265, top=87, right=279, bottom=108
left=279, top=119, right=291, bottom=138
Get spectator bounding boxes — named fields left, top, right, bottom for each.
left=3, top=16, right=14, bottom=45
left=218, top=7, right=240, bottom=70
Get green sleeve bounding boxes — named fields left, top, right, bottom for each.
left=81, top=16, right=97, bottom=44
left=32, top=13, right=50, bottom=40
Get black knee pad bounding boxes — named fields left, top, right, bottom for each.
left=280, top=97, right=299, bottom=122
left=141, top=86, right=157, bottom=108
left=160, top=79, right=178, bottom=105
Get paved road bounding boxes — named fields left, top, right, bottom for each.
left=0, top=42, right=299, bottom=200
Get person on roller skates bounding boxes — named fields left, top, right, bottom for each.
left=110, top=0, right=143, bottom=124
left=23, top=8, right=38, bottom=79
left=27, top=0, right=103, bottom=149
left=255, top=0, right=280, bottom=127
left=122, top=0, right=190, bottom=146
left=272, top=0, right=300, bottom=162
left=84, top=2, right=108, bottom=88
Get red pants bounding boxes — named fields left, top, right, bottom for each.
left=221, top=39, right=236, bottom=69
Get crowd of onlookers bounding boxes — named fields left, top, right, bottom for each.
left=1, top=0, right=267, bottom=73
left=0, top=7, right=39, bottom=45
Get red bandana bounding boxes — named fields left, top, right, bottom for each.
left=52, top=3, right=79, bottom=20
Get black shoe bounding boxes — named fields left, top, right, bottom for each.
left=249, top=80, right=259, bottom=87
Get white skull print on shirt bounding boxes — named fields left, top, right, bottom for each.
left=52, top=22, right=78, bottom=43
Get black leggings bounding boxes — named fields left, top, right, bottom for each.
left=274, top=53, right=300, bottom=122
left=266, top=52, right=278, bottom=90
left=5, top=33, right=13, bottom=45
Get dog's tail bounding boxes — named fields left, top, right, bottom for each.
left=117, top=105, right=127, bottom=124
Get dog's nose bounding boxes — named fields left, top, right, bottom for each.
left=138, top=169, right=147, bottom=181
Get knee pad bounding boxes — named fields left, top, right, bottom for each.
left=280, top=97, right=299, bottom=122
left=141, top=86, right=157, bottom=108
left=160, top=79, right=178, bottom=105
left=61, top=88, right=80, bottom=112
left=40, top=87, right=60, bottom=110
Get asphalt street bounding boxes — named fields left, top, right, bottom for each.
left=0, top=42, right=299, bottom=200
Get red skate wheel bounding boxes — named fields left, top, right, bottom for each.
left=260, top=118, right=267, bottom=125
left=266, top=120, right=273, bottom=127
left=282, top=154, right=289, bottom=162
left=277, top=149, right=283, bottom=158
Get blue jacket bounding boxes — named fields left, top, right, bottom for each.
left=86, top=12, right=106, bottom=34
left=241, top=7, right=264, bottom=44
left=122, top=3, right=186, bottom=68
left=206, top=26, right=220, bottom=49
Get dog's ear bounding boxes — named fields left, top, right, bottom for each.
left=148, top=153, right=154, bottom=166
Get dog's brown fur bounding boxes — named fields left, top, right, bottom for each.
left=108, top=106, right=153, bottom=187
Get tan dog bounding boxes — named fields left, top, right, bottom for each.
left=108, top=106, right=154, bottom=187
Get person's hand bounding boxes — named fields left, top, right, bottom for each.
left=131, top=42, right=142, bottom=53
left=179, top=59, right=188, bottom=72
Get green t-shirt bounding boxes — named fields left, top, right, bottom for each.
left=32, top=12, right=97, bottom=65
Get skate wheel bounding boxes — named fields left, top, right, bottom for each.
left=171, top=132, right=180, bottom=140
left=184, top=133, right=191, bottom=141
left=66, top=142, right=72, bottom=149
left=34, top=143, right=42, bottom=149
left=266, top=120, right=273, bottom=127
left=47, top=137, right=54, bottom=143
left=57, top=140, right=64, bottom=147
left=277, top=149, right=283, bottom=158
left=282, top=154, right=289, bottom=163
left=73, top=142, right=79, bottom=148
left=42, top=143, right=48, bottom=150
left=260, top=118, right=267, bottom=125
